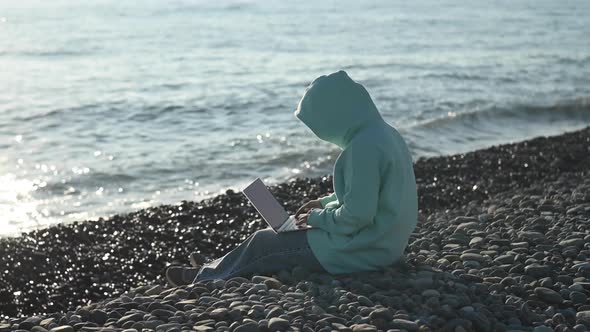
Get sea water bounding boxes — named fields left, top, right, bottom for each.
left=1, top=0, right=589, bottom=236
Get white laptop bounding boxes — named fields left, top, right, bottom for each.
left=242, top=178, right=310, bottom=233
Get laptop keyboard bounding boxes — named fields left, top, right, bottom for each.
left=278, top=216, right=298, bottom=232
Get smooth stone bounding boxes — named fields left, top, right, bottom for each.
left=155, top=323, right=180, bottom=331
left=357, top=296, right=373, bottom=307
left=264, top=278, right=282, bottom=290
left=31, top=327, right=49, bottom=332
left=287, top=308, right=305, bottom=317
left=209, top=308, right=229, bottom=320
left=469, top=237, right=484, bottom=247
left=456, top=222, right=481, bottom=232
left=145, top=285, right=162, bottom=296
left=463, top=260, right=480, bottom=269
left=49, top=327, right=74, bottom=332
left=268, top=317, right=290, bottom=331
left=460, top=253, right=484, bottom=262
left=351, top=324, right=377, bottom=332
left=19, top=317, right=43, bottom=330
left=519, top=231, right=544, bottom=241
left=494, top=255, right=515, bottom=264
left=192, top=325, right=214, bottom=332
left=266, top=307, right=284, bottom=319
left=413, top=277, right=433, bottom=288
left=258, top=319, right=268, bottom=329
left=489, top=238, right=511, bottom=246
left=573, top=262, right=590, bottom=271
left=284, top=292, right=305, bottom=300
left=151, top=309, right=174, bottom=319
left=569, top=291, right=588, bottom=304
left=576, top=311, right=590, bottom=323
left=559, top=238, right=584, bottom=248
left=390, top=319, right=418, bottom=331
left=39, top=318, right=56, bottom=329
left=525, top=264, right=551, bottom=278
left=532, top=326, right=554, bottom=332
left=234, top=321, right=260, bottom=332
left=117, top=313, right=144, bottom=325
left=368, top=308, right=393, bottom=321
left=421, top=289, right=440, bottom=298
left=535, top=287, right=564, bottom=304
left=331, top=322, right=352, bottom=332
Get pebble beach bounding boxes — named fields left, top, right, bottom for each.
left=1, top=127, right=590, bottom=332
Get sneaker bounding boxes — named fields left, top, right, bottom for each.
left=166, top=266, right=200, bottom=287
left=189, top=252, right=207, bottom=267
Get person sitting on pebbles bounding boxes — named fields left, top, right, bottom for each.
left=166, top=70, right=418, bottom=286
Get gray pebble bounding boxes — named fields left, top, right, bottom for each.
left=390, top=319, right=418, bottom=331
left=570, top=291, right=588, bottom=304
left=559, top=238, right=584, bottom=248
left=266, top=307, right=284, bottom=319
left=368, top=308, right=393, bottom=321
left=268, top=317, right=290, bottom=331
left=234, top=321, right=260, bottom=332
left=350, top=323, right=377, bottom=332
left=357, top=296, right=373, bottom=307
left=209, top=308, right=229, bottom=320
left=494, top=254, right=515, bottom=264
left=117, top=313, right=144, bottom=325
left=31, top=327, right=48, bottom=332
left=48, top=327, right=74, bottom=332
left=535, top=287, right=564, bottom=304
left=577, top=311, right=590, bottom=324
left=460, top=253, right=484, bottom=262
left=525, top=264, right=551, bottom=278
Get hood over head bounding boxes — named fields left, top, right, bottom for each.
left=294, top=70, right=382, bottom=148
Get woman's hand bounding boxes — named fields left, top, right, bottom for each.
left=295, top=199, right=322, bottom=218
left=296, top=212, right=314, bottom=228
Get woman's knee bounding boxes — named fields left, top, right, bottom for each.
left=252, top=228, right=276, bottom=241
left=248, top=228, right=280, bottom=250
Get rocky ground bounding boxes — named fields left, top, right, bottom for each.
left=0, top=127, right=589, bottom=332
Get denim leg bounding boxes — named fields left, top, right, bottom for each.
left=194, top=228, right=325, bottom=282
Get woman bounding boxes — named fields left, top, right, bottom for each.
left=166, top=70, right=418, bottom=286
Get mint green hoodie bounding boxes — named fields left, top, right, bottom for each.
left=295, top=71, right=418, bottom=274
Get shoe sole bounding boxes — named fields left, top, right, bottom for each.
left=166, top=268, right=179, bottom=287
left=190, top=253, right=206, bottom=267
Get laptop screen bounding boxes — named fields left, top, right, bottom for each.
left=243, top=178, right=290, bottom=229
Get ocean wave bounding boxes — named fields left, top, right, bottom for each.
left=410, top=97, right=590, bottom=131
left=399, top=96, right=590, bottom=157
left=556, top=55, right=590, bottom=65
left=0, top=49, right=93, bottom=57
left=13, top=102, right=104, bottom=122
left=37, top=172, right=137, bottom=195
left=408, top=72, right=488, bottom=81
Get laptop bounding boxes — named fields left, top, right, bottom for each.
left=242, top=178, right=310, bottom=233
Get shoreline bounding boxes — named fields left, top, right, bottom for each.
left=1, top=127, right=589, bottom=331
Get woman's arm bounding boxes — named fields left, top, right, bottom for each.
left=307, top=143, right=381, bottom=236
left=318, top=192, right=338, bottom=208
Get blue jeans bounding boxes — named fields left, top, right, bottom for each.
left=194, top=228, right=325, bottom=282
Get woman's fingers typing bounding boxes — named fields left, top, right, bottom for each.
left=296, top=213, right=308, bottom=226
left=295, top=199, right=322, bottom=218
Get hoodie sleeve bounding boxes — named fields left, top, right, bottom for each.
left=307, top=143, right=381, bottom=236
left=318, top=193, right=338, bottom=208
